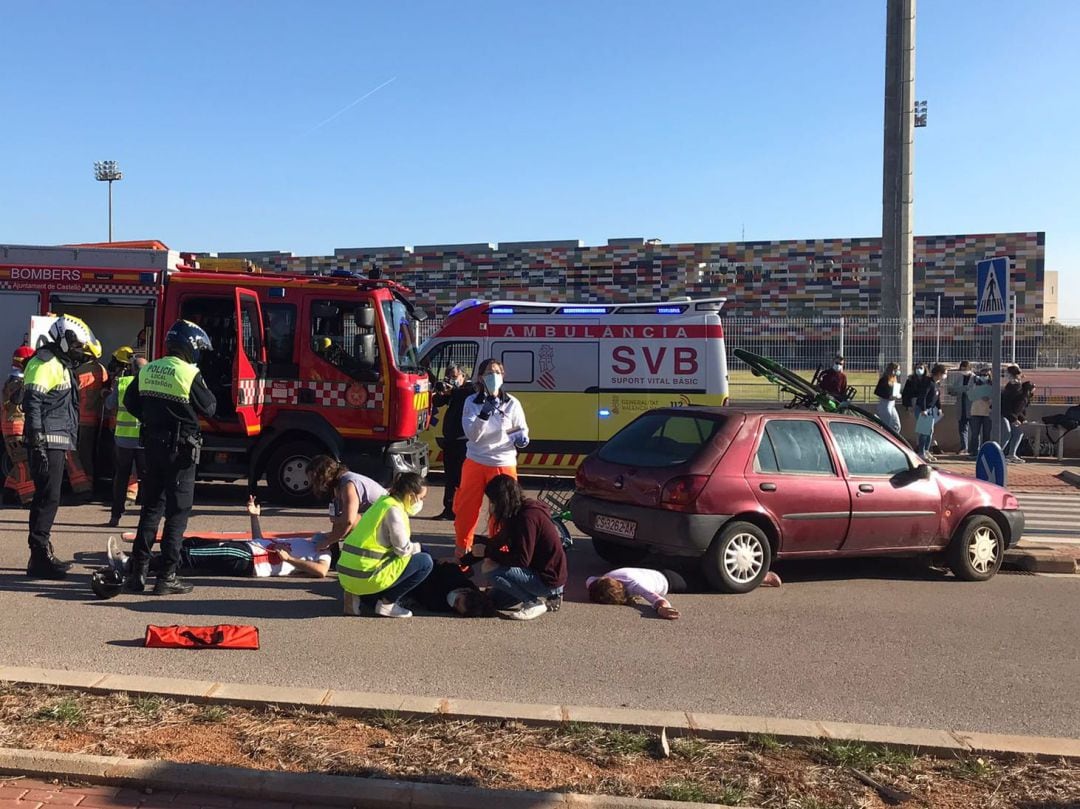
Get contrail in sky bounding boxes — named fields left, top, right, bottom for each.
left=306, top=76, right=397, bottom=134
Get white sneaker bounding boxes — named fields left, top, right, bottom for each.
left=1007, top=456, right=1026, bottom=464
left=343, top=593, right=363, bottom=616
left=374, top=599, right=413, bottom=618
left=505, top=600, right=548, bottom=621
left=106, top=536, right=128, bottom=573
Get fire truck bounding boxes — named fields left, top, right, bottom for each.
left=0, top=242, right=430, bottom=504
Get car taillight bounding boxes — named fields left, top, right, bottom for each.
left=660, top=475, right=708, bottom=510
left=575, top=466, right=587, bottom=489
left=1003, top=493, right=1019, bottom=510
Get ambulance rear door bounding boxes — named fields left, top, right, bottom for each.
left=233, top=288, right=267, bottom=436
left=491, top=339, right=600, bottom=458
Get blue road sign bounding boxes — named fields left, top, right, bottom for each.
left=976, top=441, right=1007, bottom=488
left=976, top=257, right=1009, bottom=325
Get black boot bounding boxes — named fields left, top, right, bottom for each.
left=123, top=559, right=149, bottom=593
left=26, top=547, right=67, bottom=580
left=47, top=542, right=72, bottom=570
left=153, top=574, right=193, bottom=596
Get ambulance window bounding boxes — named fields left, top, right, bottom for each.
left=500, top=351, right=534, bottom=384
left=264, top=303, right=297, bottom=378
left=310, top=298, right=380, bottom=381
left=421, top=341, right=478, bottom=381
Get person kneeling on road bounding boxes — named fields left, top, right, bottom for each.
left=339, top=472, right=433, bottom=618
left=107, top=495, right=332, bottom=581
left=308, top=455, right=387, bottom=560
left=461, top=474, right=567, bottom=621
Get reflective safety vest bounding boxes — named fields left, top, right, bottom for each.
left=337, top=495, right=411, bottom=596
left=114, top=375, right=140, bottom=440
left=139, top=355, right=199, bottom=403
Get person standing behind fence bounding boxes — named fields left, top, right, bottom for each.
left=915, top=364, right=947, bottom=462
left=948, top=361, right=974, bottom=454
left=1001, top=365, right=1036, bottom=464
left=873, top=363, right=902, bottom=433
left=453, top=359, right=530, bottom=557
left=967, top=364, right=994, bottom=458
left=818, top=354, right=848, bottom=399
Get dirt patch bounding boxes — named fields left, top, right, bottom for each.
left=0, top=683, right=1077, bottom=808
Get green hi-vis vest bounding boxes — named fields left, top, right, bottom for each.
left=338, top=495, right=410, bottom=596
left=139, top=355, right=199, bottom=403
left=114, top=375, right=140, bottom=440
left=23, top=353, right=70, bottom=395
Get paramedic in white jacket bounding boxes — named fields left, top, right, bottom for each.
left=454, top=359, right=530, bottom=556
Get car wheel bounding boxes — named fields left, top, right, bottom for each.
left=591, top=537, right=648, bottom=565
left=265, top=440, right=325, bottom=507
left=703, top=521, right=773, bottom=594
left=947, top=514, right=1004, bottom=581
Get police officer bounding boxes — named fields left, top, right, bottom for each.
left=23, top=315, right=102, bottom=579
left=123, top=320, right=216, bottom=595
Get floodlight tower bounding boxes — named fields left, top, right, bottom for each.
left=93, top=160, right=123, bottom=242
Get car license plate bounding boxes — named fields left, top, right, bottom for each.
left=594, top=514, right=637, bottom=539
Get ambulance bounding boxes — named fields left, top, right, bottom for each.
left=418, top=297, right=729, bottom=473
left=0, top=242, right=431, bottom=504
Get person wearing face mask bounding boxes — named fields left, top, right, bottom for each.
left=915, top=364, right=947, bottom=462
left=431, top=364, right=471, bottom=520
left=948, top=361, right=974, bottom=454
left=1001, top=365, right=1036, bottom=464
left=968, top=365, right=994, bottom=458
left=818, top=354, right=848, bottom=399
left=901, top=363, right=928, bottom=414
left=339, top=472, right=433, bottom=618
left=454, top=358, right=530, bottom=557
left=873, top=362, right=902, bottom=433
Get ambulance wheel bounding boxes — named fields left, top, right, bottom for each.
left=591, top=537, right=648, bottom=565
left=265, top=440, right=325, bottom=507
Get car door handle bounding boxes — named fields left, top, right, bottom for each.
left=759, top=482, right=777, bottom=492
left=859, top=484, right=875, bottom=493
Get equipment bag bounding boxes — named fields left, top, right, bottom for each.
left=144, top=624, right=260, bottom=650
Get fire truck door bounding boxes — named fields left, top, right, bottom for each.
left=233, top=288, right=267, bottom=436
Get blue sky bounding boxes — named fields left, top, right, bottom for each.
left=2, top=1, right=1077, bottom=316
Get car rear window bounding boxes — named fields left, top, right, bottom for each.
left=598, top=413, right=723, bottom=467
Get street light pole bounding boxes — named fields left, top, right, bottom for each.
left=93, top=161, right=123, bottom=242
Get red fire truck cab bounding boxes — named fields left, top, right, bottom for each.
left=0, top=243, right=430, bottom=504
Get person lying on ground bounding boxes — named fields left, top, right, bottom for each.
left=308, top=455, right=388, bottom=555
left=587, top=566, right=782, bottom=617
left=339, top=472, right=433, bottom=618
left=109, top=496, right=332, bottom=579
left=460, top=474, right=567, bottom=621
left=406, top=559, right=497, bottom=617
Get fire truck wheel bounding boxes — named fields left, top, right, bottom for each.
left=265, top=440, right=325, bottom=507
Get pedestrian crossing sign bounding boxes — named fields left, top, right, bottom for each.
left=976, top=257, right=1009, bottom=325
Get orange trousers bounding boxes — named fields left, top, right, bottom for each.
left=452, top=458, right=517, bottom=554
left=65, top=451, right=92, bottom=494
left=3, top=441, right=34, bottom=504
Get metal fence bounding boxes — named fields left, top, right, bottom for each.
left=418, top=315, right=1080, bottom=404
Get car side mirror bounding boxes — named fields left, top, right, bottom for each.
left=917, top=463, right=932, bottom=481
left=354, top=306, right=376, bottom=329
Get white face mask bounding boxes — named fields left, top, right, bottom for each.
left=833, top=364, right=843, bottom=372
left=483, top=372, right=503, bottom=393
left=405, top=498, right=424, bottom=517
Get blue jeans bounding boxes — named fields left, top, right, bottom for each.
left=490, top=565, right=562, bottom=609
left=968, top=415, right=991, bottom=457
left=360, top=552, right=434, bottom=607
left=1003, top=421, right=1025, bottom=458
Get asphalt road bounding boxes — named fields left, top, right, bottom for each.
left=1, top=480, right=1078, bottom=739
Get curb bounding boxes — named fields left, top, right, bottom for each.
left=1005, top=546, right=1079, bottom=574
left=0, top=747, right=738, bottom=809
left=2, top=666, right=1079, bottom=762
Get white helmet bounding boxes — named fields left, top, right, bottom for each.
left=48, top=314, right=102, bottom=362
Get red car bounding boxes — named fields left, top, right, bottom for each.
left=570, top=408, right=1024, bottom=593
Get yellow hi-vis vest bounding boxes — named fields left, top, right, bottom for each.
left=337, top=495, right=410, bottom=596
left=139, top=355, right=199, bottom=403
left=114, top=375, right=140, bottom=440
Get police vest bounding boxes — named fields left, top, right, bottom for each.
left=139, top=355, right=199, bottom=403
left=337, top=495, right=411, bottom=596
left=114, top=375, right=140, bottom=440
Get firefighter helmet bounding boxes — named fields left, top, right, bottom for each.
left=11, top=346, right=34, bottom=370
left=47, top=315, right=102, bottom=362
left=112, top=345, right=135, bottom=364
left=90, top=567, right=124, bottom=599
left=165, top=320, right=213, bottom=364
